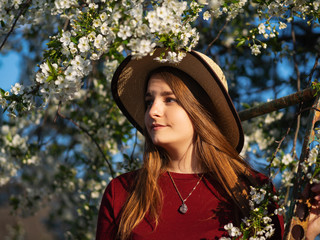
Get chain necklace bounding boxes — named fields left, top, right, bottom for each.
left=167, top=171, right=204, bottom=214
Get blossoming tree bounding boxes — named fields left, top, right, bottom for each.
left=0, top=0, right=320, bottom=239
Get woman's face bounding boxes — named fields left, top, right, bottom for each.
left=144, top=73, right=195, bottom=152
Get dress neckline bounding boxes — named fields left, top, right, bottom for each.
left=165, top=171, right=204, bottom=180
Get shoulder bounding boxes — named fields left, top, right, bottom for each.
left=243, top=168, right=271, bottom=187
left=97, top=171, right=140, bottom=238
left=104, top=170, right=140, bottom=197
left=100, top=170, right=139, bottom=214
left=112, top=170, right=139, bottom=185
left=251, top=170, right=270, bottom=183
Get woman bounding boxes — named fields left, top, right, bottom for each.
left=96, top=48, right=320, bottom=239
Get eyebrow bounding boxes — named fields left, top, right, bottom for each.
left=145, top=91, right=174, bottom=97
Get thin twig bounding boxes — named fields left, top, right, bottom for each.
left=269, top=122, right=292, bottom=178
left=63, top=19, right=70, bottom=31
left=297, top=106, right=320, bottom=114
left=269, top=107, right=320, bottom=178
left=307, top=53, right=320, bottom=86
left=205, top=20, right=229, bottom=55
left=291, top=111, right=300, bottom=158
left=291, top=14, right=301, bottom=157
left=129, top=129, right=139, bottom=169
left=55, top=105, right=116, bottom=178
left=0, top=0, right=32, bottom=51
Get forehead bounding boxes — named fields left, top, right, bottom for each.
left=146, top=74, right=172, bottom=92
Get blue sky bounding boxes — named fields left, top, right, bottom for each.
left=0, top=52, right=21, bottom=91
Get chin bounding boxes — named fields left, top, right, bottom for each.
left=151, top=138, right=168, bottom=147
left=152, top=140, right=166, bottom=147
left=154, top=142, right=176, bottom=153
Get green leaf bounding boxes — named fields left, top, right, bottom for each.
left=50, top=50, right=57, bottom=56
left=241, top=102, right=251, bottom=109
left=236, top=38, right=246, bottom=48
left=47, top=40, right=61, bottom=48
left=47, top=59, right=54, bottom=73
left=46, top=59, right=58, bottom=76
left=313, top=167, right=320, bottom=177
left=159, top=36, right=167, bottom=42
left=242, top=230, right=250, bottom=239
left=71, top=36, right=78, bottom=44
left=6, top=132, right=12, bottom=142
left=46, top=75, right=54, bottom=82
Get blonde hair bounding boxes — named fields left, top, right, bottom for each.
left=117, top=68, right=255, bottom=240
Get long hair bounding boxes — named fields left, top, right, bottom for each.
left=117, top=67, right=255, bottom=240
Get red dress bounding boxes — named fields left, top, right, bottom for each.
left=96, top=171, right=284, bottom=240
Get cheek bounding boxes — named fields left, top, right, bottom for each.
left=174, top=110, right=194, bottom=129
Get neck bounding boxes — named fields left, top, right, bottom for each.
left=165, top=143, right=201, bottom=174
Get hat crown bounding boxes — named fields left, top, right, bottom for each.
left=194, top=51, right=228, bottom=91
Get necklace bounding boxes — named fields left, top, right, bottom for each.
left=167, top=171, right=204, bottom=214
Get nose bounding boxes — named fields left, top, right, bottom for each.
left=147, top=99, right=163, bottom=118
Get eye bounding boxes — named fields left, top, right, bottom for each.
left=165, top=97, right=177, bottom=103
left=145, top=98, right=154, bottom=107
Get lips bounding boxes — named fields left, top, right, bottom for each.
left=151, top=123, right=166, bottom=130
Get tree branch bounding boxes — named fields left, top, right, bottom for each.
left=205, top=20, right=229, bottom=55
left=238, top=87, right=316, bottom=121
left=55, top=105, right=116, bottom=178
left=0, top=0, right=32, bottom=51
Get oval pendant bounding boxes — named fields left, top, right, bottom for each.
left=179, top=203, right=188, bottom=214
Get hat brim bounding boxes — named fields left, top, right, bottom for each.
left=111, top=48, right=244, bottom=153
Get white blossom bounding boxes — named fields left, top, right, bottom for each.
left=100, top=12, right=108, bottom=21
left=274, top=206, right=285, bottom=215
left=60, top=31, right=71, bottom=47
left=271, top=157, right=280, bottom=167
left=10, top=83, right=25, bottom=95
left=94, top=34, right=106, bottom=49
left=279, top=22, right=287, bottom=29
left=251, top=44, right=261, bottom=56
left=88, top=31, right=96, bottom=42
left=167, top=51, right=178, bottom=63
left=307, top=147, right=318, bottom=165
left=281, top=171, right=294, bottom=187
left=258, top=23, right=266, bottom=34
left=69, top=42, right=78, bottom=55
left=117, top=25, right=132, bottom=40
left=78, top=36, right=90, bottom=53
left=262, top=216, right=272, bottom=224
left=282, top=153, right=293, bottom=165
left=203, top=11, right=211, bottom=20
left=224, top=223, right=242, bottom=237
left=93, top=19, right=102, bottom=28
left=100, top=22, right=110, bottom=35
left=0, top=96, right=7, bottom=109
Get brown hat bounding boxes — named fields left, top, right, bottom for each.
left=111, top=48, right=244, bottom=153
